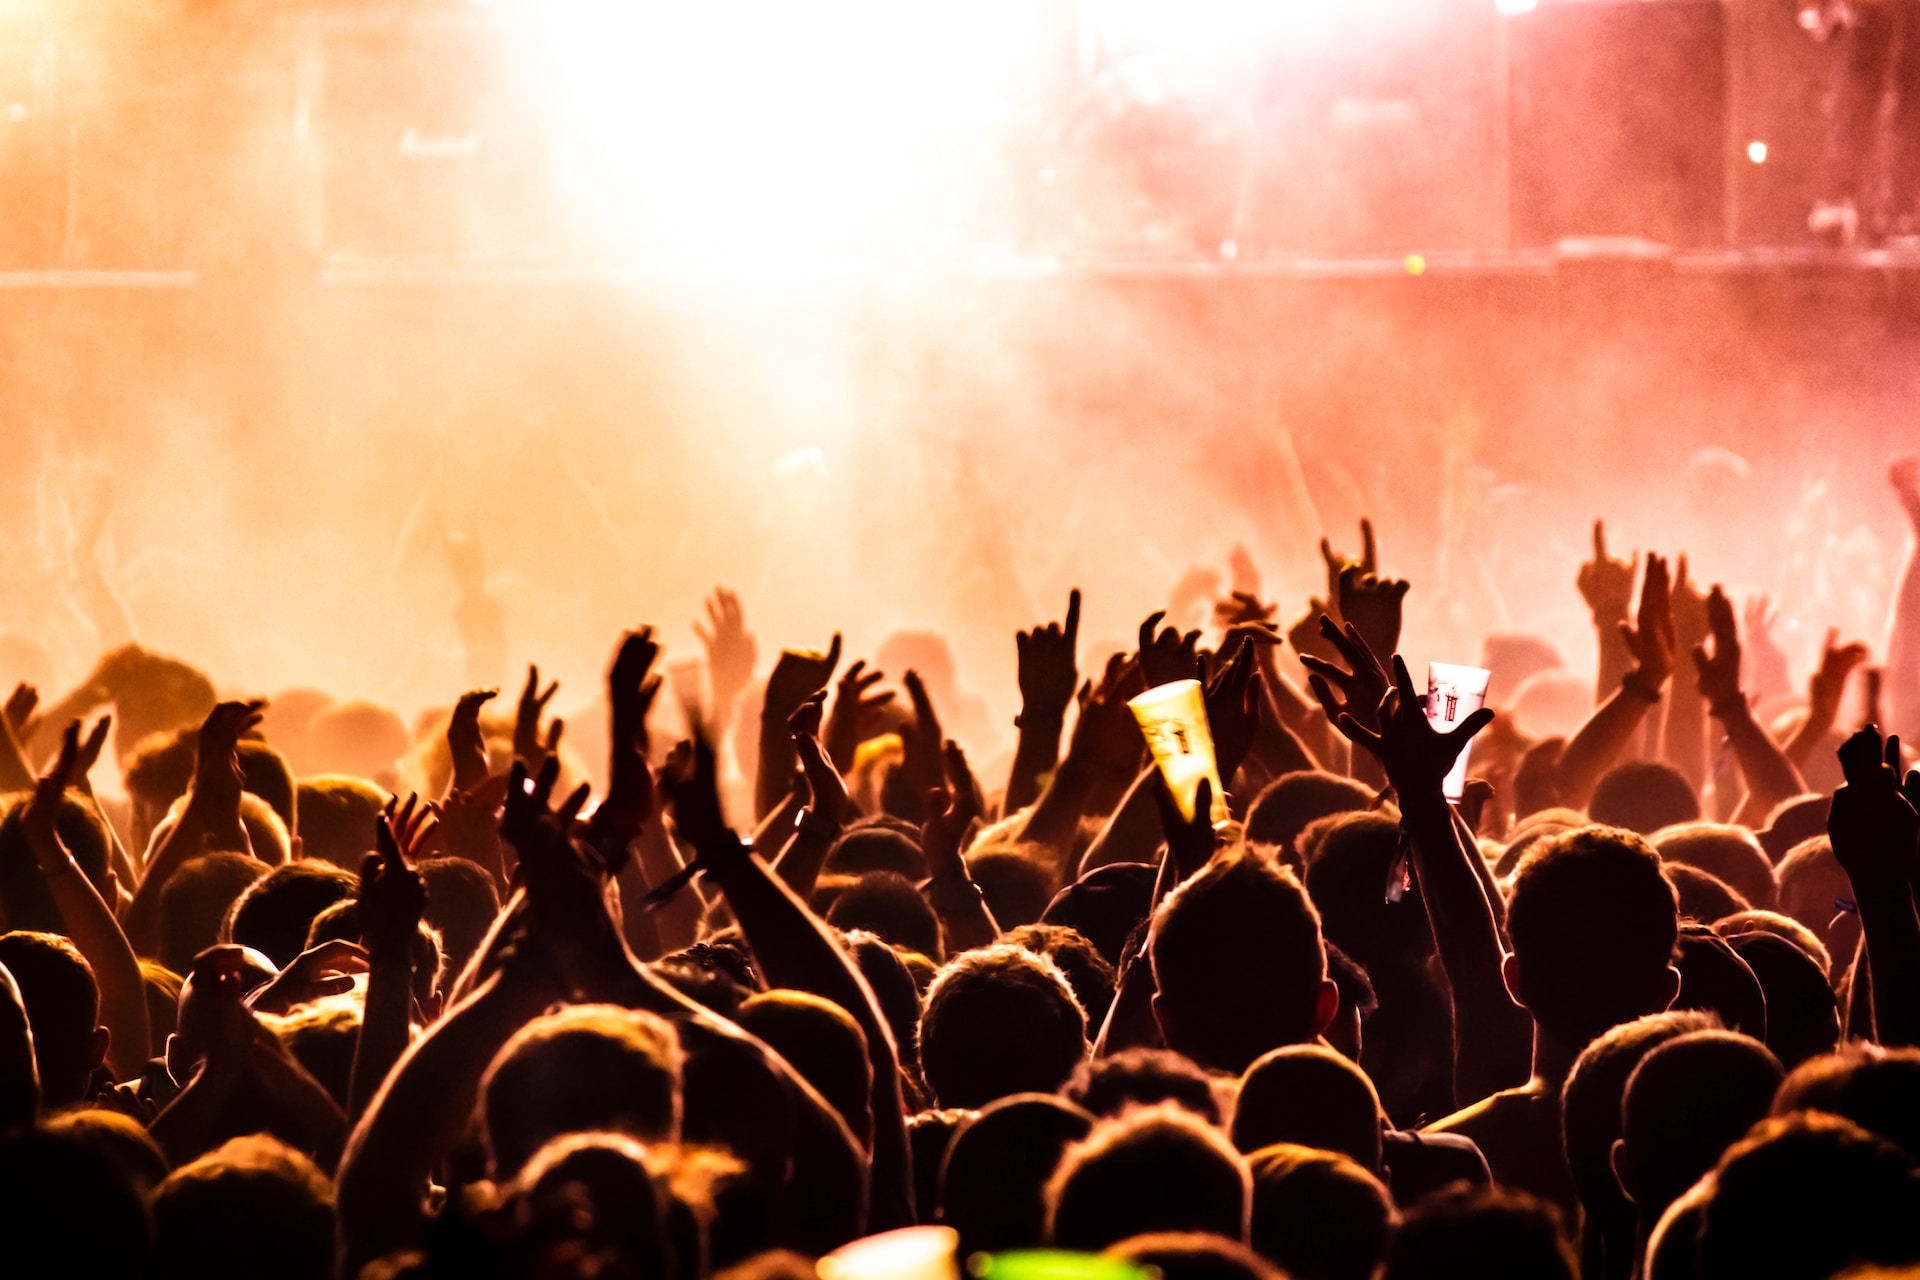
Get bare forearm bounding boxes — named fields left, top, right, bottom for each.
left=1664, top=676, right=1709, bottom=793
left=1720, top=705, right=1807, bottom=824
left=349, top=955, right=415, bottom=1119
left=1005, top=720, right=1065, bottom=817
left=755, top=717, right=798, bottom=821
left=47, top=866, right=149, bottom=1074
left=1019, top=758, right=1095, bottom=865
left=633, top=822, right=700, bottom=953
left=1556, top=685, right=1658, bottom=809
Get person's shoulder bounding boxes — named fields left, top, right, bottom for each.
left=1424, top=1085, right=1530, bottom=1135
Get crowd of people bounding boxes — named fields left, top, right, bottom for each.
left=4, top=462, right=1920, bottom=1280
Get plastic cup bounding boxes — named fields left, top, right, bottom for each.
left=1427, top=662, right=1492, bottom=801
left=820, top=1227, right=961, bottom=1280
left=1128, top=678, right=1229, bottom=826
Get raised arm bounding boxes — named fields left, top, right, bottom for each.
left=1556, top=553, right=1675, bottom=808
left=1019, top=652, right=1145, bottom=870
left=1005, top=589, right=1081, bottom=815
left=1663, top=558, right=1712, bottom=793
left=1827, top=727, right=1920, bottom=1048
left=1692, top=585, right=1808, bottom=825
left=756, top=636, right=842, bottom=821
left=21, top=719, right=150, bottom=1078
left=922, top=741, right=1000, bottom=954
left=1787, top=630, right=1869, bottom=768
left=1577, top=520, right=1640, bottom=705
left=349, top=797, right=433, bottom=1119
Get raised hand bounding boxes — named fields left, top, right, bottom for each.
left=431, top=779, right=508, bottom=887
left=694, top=588, right=758, bottom=714
left=1620, top=553, right=1676, bottom=693
left=21, top=720, right=86, bottom=874
left=1670, top=557, right=1711, bottom=677
left=1743, top=595, right=1793, bottom=695
left=446, top=688, right=498, bottom=794
left=1690, top=585, right=1745, bottom=715
left=501, top=757, right=622, bottom=994
left=1336, top=563, right=1410, bottom=669
left=248, top=939, right=370, bottom=1016
left=361, top=796, right=433, bottom=961
left=790, top=694, right=850, bottom=828
left=922, top=740, right=984, bottom=884
left=3, top=683, right=36, bottom=741
left=1811, top=629, right=1871, bottom=720
left=1017, top=589, right=1082, bottom=728
left=1577, top=519, right=1638, bottom=622
left=764, top=635, right=843, bottom=722
left=1333, top=654, right=1495, bottom=801
left=1066, top=652, right=1147, bottom=780
left=1321, top=518, right=1379, bottom=615
left=825, top=660, right=894, bottom=775
left=1831, top=726, right=1918, bottom=880
left=193, top=700, right=267, bottom=841
left=512, top=665, right=563, bottom=768
left=1299, top=616, right=1393, bottom=739
left=1138, top=610, right=1202, bottom=689
left=1202, top=635, right=1262, bottom=789
left=596, top=629, right=663, bottom=850
left=1153, top=775, right=1217, bottom=880
left=884, top=671, right=947, bottom=821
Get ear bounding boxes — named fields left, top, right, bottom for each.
left=1611, top=1136, right=1637, bottom=1204
left=89, top=1025, right=110, bottom=1071
left=1658, top=963, right=1682, bottom=1012
left=1502, top=952, right=1527, bottom=1009
left=1150, top=991, right=1171, bottom=1047
left=290, top=835, right=305, bottom=862
left=164, top=1032, right=184, bottom=1082
left=1314, top=978, right=1340, bottom=1036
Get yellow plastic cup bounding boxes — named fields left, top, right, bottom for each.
left=1128, top=678, right=1229, bottom=826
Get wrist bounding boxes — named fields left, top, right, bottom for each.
left=1015, top=706, right=1067, bottom=734
left=1707, top=692, right=1751, bottom=722
left=1620, top=670, right=1665, bottom=703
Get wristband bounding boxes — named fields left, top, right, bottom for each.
left=1620, top=671, right=1663, bottom=703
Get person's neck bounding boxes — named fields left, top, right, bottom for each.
left=1529, top=1022, right=1581, bottom=1088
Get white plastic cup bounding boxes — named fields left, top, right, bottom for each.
left=1128, top=678, right=1229, bottom=826
left=1427, top=663, right=1492, bottom=801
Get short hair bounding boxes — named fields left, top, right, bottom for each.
left=1773, top=1047, right=1920, bottom=1163
left=1149, top=852, right=1328, bottom=1074
left=235, top=739, right=297, bottom=836
left=1714, top=908, right=1830, bottom=976
left=1506, top=826, right=1679, bottom=1047
left=1302, top=811, right=1433, bottom=970
left=907, top=1107, right=974, bottom=1230
left=825, top=871, right=943, bottom=961
left=1725, top=931, right=1838, bottom=1069
left=1697, top=1113, right=1919, bottom=1280
left=1380, top=1183, right=1574, bottom=1280
left=1671, top=926, right=1766, bottom=1038
left=919, top=944, right=1085, bottom=1108
left=1662, top=862, right=1750, bottom=924
left=41, top=1108, right=170, bottom=1194
left=1042, top=862, right=1158, bottom=967
left=1233, top=1045, right=1383, bottom=1173
left=123, top=729, right=196, bottom=815
left=0, top=789, right=114, bottom=933
left=150, top=1134, right=333, bottom=1280
left=417, top=855, right=500, bottom=980
left=1561, top=1009, right=1717, bottom=1247
left=223, top=861, right=359, bottom=968
left=1002, top=923, right=1117, bottom=1030
left=1620, top=1029, right=1783, bottom=1214
left=1245, top=1143, right=1396, bottom=1280
left=259, top=994, right=362, bottom=1109
left=1654, top=822, right=1777, bottom=911
left=482, top=1004, right=683, bottom=1177
left=0, top=1125, right=149, bottom=1278
left=1755, top=794, right=1829, bottom=864
left=968, top=849, right=1059, bottom=930
left=1775, top=836, right=1851, bottom=945
left=824, top=827, right=927, bottom=881
left=157, top=852, right=268, bottom=977
left=291, top=774, right=389, bottom=869
left=1588, top=761, right=1702, bottom=835
left=940, top=1093, right=1094, bottom=1254
left=1063, top=1047, right=1220, bottom=1124
left=516, top=1131, right=670, bottom=1279
left=842, top=931, right=919, bottom=1073
left=1047, top=1102, right=1252, bottom=1251
left=1244, top=772, right=1376, bottom=866
left=1108, top=1232, right=1284, bottom=1280
left=0, top=930, right=98, bottom=1107
left=735, top=990, right=872, bottom=1144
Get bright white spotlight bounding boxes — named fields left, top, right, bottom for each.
left=1747, top=140, right=1768, bottom=164
left=1495, top=0, right=1539, bottom=13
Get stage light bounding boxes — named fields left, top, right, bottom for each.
left=1747, top=140, right=1768, bottom=164
left=1405, top=254, right=1426, bottom=276
left=1495, top=0, right=1539, bottom=13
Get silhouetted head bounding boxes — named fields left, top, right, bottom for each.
left=157, top=852, right=268, bottom=977
left=1619, top=1029, right=1783, bottom=1219
left=514, top=1130, right=672, bottom=1280
left=1589, top=762, right=1701, bottom=835
left=1653, top=823, right=1776, bottom=912
left=968, top=849, right=1059, bottom=929
left=1002, top=923, right=1116, bottom=1029
left=1725, top=931, right=1838, bottom=1069
left=824, top=827, right=928, bottom=882
left=1302, top=811, right=1434, bottom=971
left=1245, top=1143, right=1396, bottom=1280
left=223, top=860, right=358, bottom=967
left=1755, top=795, right=1828, bottom=865
left=292, top=774, right=388, bottom=870
left=1713, top=908, right=1830, bottom=976
left=940, top=1092, right=1093, bottom=1254
left=1233, top=1044, right=1383, bottom=1173
left=1670, top=927, right=1765, bottom=1039
left=416, top=854, right=501, bottom=981
left=1149, top=851, right=1335, bottom=1074
left=304, top=699, right=409, bottom=784
left=1107, top=1233, right=1282, bottom=1280
left=1043, top=862, right=1158, bottom=967
left=1697, top=1113, right=1920, bottom=1280
left=1773, top=1047, right=1920, bottom=1162
left=919, top=944, right=1086, bottom=1108
left=1047, top=1102, right=1252, bottom=1251
left=0, top=1124, right=149, bottom=1279
left=41, top=1108, right=170, bottom=1196
left=736, top=990, right=872, bottom=1149
left=0, top=789, right=115, bottom=935
left=0, top=930, right=103, bottom=1107
left=1244, top=772, right=1376, bottom=868
left=1505, top=826, right=1680, bottom=1050
left=150, top=1134, right=333, bottom=1280
left=1062, top=1047, right=1220, bottom=1125
left=1380, top=1183, right=1574, bottom=1280
left=842, top=930, right=920, bottom=1075
left=826, top=870, right=943, bottom=961
left=1774, top=836, right=1851, bottom=952
left=1663, top=864, right=1748, bottom=926
left=482, top=1004, right=684, bottom=1178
